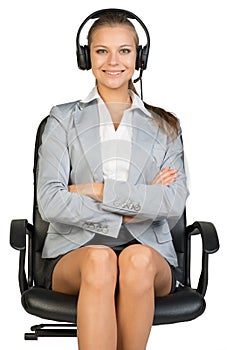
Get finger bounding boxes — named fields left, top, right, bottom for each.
left=161, top=173, right=178, bottom=185
left=152, top=170, right=178, bottom=185
left=161, top=168, right=177, bottom=175
left=68, top=185, right=77, bottom=192
left=162, top=170, right=178, bottom=181
left=157, top=169, right=177, bottom=180
left=160, top=166, right=171, bottom=174
left=151, top=168, right=178, bottom=185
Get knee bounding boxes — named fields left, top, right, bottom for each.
left=81, top=246, right=118, bottom=291
left=119, top=245, right=157, bottom=292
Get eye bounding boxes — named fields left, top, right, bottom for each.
left=96, top=49, right=108, bottom=54
left=120, top=48, right=131, bottom=54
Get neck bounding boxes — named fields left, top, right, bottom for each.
left=96, top=84, right=132, bottom=131
left=97, top=84, right=131, bottom=104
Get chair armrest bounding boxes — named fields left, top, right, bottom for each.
left=10, top=219, right=34, bottom=294
left=186, top=221, right=219, bottom=254
left=10, top=219, right=28, bottom=250
left=186, top=221, right=219, bottom=296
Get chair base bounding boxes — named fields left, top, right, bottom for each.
left=24, top=323, right=77, bottom=340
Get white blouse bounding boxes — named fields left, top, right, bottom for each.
left=98, top=101, right=133, bottom=182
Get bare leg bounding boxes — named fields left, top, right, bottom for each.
left=116, top=245, right=172, bottom=350
left=52, top=245, right=118, bottom=350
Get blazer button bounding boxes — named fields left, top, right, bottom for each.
left=134, top=204, right=141, bottom=211
left=113, top=199, right=121, bottom=207
left=102, top=227, right=108, bottom=234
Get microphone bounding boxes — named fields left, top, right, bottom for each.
left=133, top=68, right=143, bottom=83
left=133, top=68, right=144, bottom=100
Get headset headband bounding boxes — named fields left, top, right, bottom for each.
left=76, top=8, right=150, bottom=71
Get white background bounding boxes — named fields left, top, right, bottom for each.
left=1, top=0, right=226, bottom=349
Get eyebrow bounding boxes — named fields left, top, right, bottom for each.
left=93, top=44, right=134, bottom=48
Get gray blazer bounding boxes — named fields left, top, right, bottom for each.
left=37, top=99, right=189, bottom=266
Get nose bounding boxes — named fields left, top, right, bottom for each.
left=107, top=50, right=119, bottom=65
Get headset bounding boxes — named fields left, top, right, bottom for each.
left=76, top=8, right=150, bottom=72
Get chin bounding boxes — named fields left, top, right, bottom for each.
left=103, top=80, right=129, bottom=90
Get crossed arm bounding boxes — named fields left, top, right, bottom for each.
left=68, top=167, right=178, bottom=224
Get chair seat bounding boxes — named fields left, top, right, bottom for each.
left=154, top=287, right=206, bottom=324
left=22, top=288, right=78, bottom=323
left=21, top=286, right=205, bottom=326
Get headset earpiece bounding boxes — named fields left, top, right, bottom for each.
left=135, top=44, right=150, bottom=71
left=77, top=45, right=91, bottom=70
left=135, top=45, right=143, bottom=70
left=141, top=44, right=149, bottom=70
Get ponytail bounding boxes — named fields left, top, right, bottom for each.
left=128, top=79, right=179, bottom=138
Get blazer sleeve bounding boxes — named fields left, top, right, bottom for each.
left=37, top=112, right=122, bottom=238
left=101, top=127, right=189, bottom=223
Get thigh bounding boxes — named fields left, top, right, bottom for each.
left=118, top=244, right=172, bottom=297
left=52, top=247, right=88, bottom=295
left=52, top=245, right=114, bottom=295
left=152, top=249, right=173, bottom=297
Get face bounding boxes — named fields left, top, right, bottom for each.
left=90, top=25, right=137, bottom=92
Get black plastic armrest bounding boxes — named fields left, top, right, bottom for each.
left=187, top=221, right=219, bottom=254
left=10, top=219, right=28, bottom=250
left=10, top=219, right=34, bottom=293
left=186, top=221, right=219, bottom=296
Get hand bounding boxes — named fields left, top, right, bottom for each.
left=68, top=182, right=104, bottom=202
left=122, top=215, right=143, bottom=224
left=151, top=166, right=178, bottom=186
left=123, top=167, right=178, bottom=224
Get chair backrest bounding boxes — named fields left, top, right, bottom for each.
left=32, top=117, right=49, bottom=286
left=169, top=212, right=187, bottom=283
left=31, top=117, right=188, bottom=287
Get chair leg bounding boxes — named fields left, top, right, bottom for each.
left=24, top=323, right=77, bottom=340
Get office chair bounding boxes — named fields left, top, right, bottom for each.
left=10, top=116, right=220, bottom=340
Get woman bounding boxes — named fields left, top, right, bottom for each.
left=37, top=9, right=189, bottom=350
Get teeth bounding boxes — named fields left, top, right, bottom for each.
left=106, top=71, right=121, bottom=75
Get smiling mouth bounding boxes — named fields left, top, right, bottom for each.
left=103, top=70, right=124, bottom=76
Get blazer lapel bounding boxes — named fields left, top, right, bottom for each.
left=73, top=102, right=104, bottom=182
left=128, top=111, right=159, bottom=184
left=73, top=103, right=159, bottom=185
